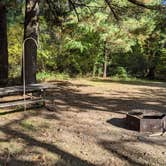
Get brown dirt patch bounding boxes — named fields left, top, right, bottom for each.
left=0, top=79, right=166, bottom=166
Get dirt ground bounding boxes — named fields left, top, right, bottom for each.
left=0, top=79, right=166, bottom=166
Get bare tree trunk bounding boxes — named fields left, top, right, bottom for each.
left=103, top=41, right=107, bottom=78
left=147, top=66, right=156, bottom=80
left=23, top=0, right=39, bottom=84
left=93, top=63, right=97, bottom=78
left=0, top=3, right=8, bottom=84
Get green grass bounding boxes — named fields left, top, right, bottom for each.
left=37, top=71, right=166, bottom=87
left=90, top=76, right=166, bottom=87
left=111, top=76, right=165, bottom=83
left=110, top=76, right=153, bottom=83
left=37, top=72, right=70, bottom=82
left=20, top=120, right=37, bottom=131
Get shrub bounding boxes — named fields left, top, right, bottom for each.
left=37, top=72, right=70, bottom=81
left=115, top=67, right=128, bottom=78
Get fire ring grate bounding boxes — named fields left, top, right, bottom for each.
left=126, top=110, right=166, bottom=132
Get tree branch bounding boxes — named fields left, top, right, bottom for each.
left=128, top=0, right=166, bottom=10
left=104, top=0, right=119, bottom=20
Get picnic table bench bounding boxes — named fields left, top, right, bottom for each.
left=0, top=83, right=54, bottom=109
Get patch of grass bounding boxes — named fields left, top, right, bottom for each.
left=37, top=72, right=70, bottom=82
left=20, top=120, right=37, bottom=131
left=90, top=76, right=166, bottom=87
left=38, top=121, right=50, bottom=129
left=0, top=142, right=24, bottom=155
left=110, top=76, right=147, bottom=82
left=110, top=76, right=166, bottom=84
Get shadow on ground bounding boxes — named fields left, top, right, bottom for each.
left=107, top=118, right=130, bottom=130
left=45, top=81, right=166, bottom=114
left=99, top=138, right=165, bottom=166
left=0, top=113, right=95, bottom=166
left=0, top=80, right=165, bottom=165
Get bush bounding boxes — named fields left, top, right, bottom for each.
left=114, top=67, right=128, bottom=78
left=37, top=72, right=70, bottom=82
left=155, top=50, right=166, bottom=80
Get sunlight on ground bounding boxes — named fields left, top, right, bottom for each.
left=0, top=79, right=166, bottom=165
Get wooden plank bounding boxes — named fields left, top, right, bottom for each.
left=0, top=96, right=31, bottom=103
left=0, top=83, right=55, bottom=97
left=0, top=99, right=44, bottom=108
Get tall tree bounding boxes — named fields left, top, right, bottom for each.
left=0, top=3, right=8, bottom=84
left=24, top=0, right=39, bottom=84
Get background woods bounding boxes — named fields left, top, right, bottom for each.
left=0, top=0, right=165, bottom=85
left=0, top=1, right=166, bottom=165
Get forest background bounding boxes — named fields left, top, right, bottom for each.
left=3, top=0, right=166, bottom=83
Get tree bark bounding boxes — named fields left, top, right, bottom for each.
left=147, top=66, right=156, bottom=80
left=0, top=4, right=8, bottom=84
left=93, top=63, right=97, bottom=78
left=23, top=0, right=39, bottom=84
left=103, top=41, right=107, bottom=78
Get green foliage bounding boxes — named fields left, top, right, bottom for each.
left=37, top=72, right=70, bottom=81
left=8, top=23, right=23, bottom=78
left=7, top=0, right=166, bottom=81
left=111, top=66, right=128, bottom=78
left=156, top=48, right=166, bottom=80
left=20, top=120, right=37, bottom=131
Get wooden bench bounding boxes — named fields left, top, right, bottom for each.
left=0, top=83, right=54, bottom=109
left=0, top=98, right=44, bottom=108
left=0, top=83, right=52, bottom=97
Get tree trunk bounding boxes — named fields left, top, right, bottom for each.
left=23, top=0, right=39, bottom=84
left=93, top=63, right=97, bottom=77
left=103, top=41, right=107, bottom=78
left=147, top=66, right=155, bottom=80
left=0, top=4, right=8, bottom=84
